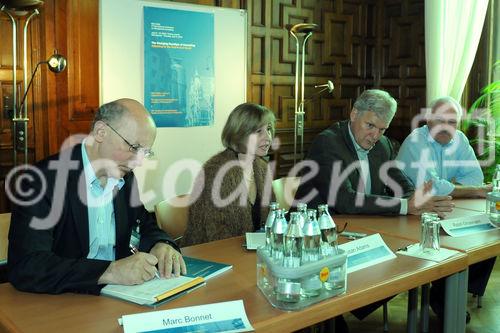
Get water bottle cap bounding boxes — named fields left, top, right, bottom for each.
left=297, top=202, right=307, bottom=211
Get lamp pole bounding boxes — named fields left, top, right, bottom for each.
left=1, top=6, right=19, bottom=165
left=286, top=23, right=318, bottom=166
left=1, top=5, right=39, bottom=165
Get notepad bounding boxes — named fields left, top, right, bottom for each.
left=184, top=256, right=232, bottom=280
left=101, top=257, right=231, bottom=306
left=101, top=275, right=205, bottom=306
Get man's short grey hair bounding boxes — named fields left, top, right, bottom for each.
left=427, top=96, right=463, bottom=122
left=91, top=100, right=129, bottom=130
left=353, top=89, right=397, bottom=123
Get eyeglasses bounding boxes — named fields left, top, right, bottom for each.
left=431, top=117, right=458, bottom=126
left=104, top=123, right=154, bottom=158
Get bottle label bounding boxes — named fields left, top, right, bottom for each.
left=496, top=201, right=500, bottom=211
left=319, top=267, right=330, bottom=282
left=259, top=265, right=267, bottom=276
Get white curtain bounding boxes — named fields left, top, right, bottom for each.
left=425, top=0, right=489, bottom=104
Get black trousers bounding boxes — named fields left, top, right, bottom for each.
left=351, top=297, right=394, bottom=320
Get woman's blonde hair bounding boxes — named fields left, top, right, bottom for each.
left=221, top=103, right=276, bottom=153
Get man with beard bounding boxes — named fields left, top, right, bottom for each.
left=396, top=96, right=495, bottom=323
left=397, top=96, right=491, bottom=197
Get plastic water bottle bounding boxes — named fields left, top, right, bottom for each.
left=486, top=165, right=500, bottom=226
left=265, top=202, right=279, bottom=253
left=283, top=212, right=304, bottom=268
left=318, top=204, right=338, bottom=256
left=271, top=209, right=288, bottom=261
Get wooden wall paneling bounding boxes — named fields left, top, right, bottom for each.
left=263, top=0, right=427, bottom=175
left=379, top=0, right=425, bottom=143
left=248, top=0, right=340, bottom=176
left=0, top=0, right=438, bottom=212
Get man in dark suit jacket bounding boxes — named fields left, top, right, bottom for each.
left=295, top=89, right=454, bottom=216
left=8, top=98, right=186, bottom=294
left=294, top=90, right=455, bottom=330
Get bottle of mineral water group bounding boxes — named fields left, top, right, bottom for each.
left=317, top=204, right=338, bottom=256
left=300, top=209, right=322, bottom=297
left=302, top=209, right=321, bottom=263
left=283, top=212, right=304, bottom=268
left=486, top=164, right=500, bottom=226
left=271, top=209, right=288, bottom=261
left=265, top=202, right=279, bottom=253
left=296, top=202, right=308, bottom=229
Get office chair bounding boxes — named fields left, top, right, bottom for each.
left=272, top=176, right=301, bottom=211
left=154, top=194, right=190, bottom=242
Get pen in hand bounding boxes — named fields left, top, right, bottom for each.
left=129, top=245, right=161, bottom=279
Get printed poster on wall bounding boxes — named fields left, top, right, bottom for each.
left=144, top=6, right=214, bottom=127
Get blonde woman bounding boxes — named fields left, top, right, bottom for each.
left=182, top=103, right=275, bottom=246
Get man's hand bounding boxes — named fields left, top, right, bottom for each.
left=449, top=183, right=492, bottom=198
left=408, top=181, right=454, bottom=218
left=476, top=184, right=493, bottom=198
left=150, top=243, right=187, bottom=278
left=98, top=252, right=159, bottom=285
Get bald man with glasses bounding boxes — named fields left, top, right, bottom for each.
left=8, top=98, right=186, bottom=295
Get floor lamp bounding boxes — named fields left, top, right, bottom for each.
left=286, top=23, right=318, bottom=165
left=1, top=1, right=67, bottom=165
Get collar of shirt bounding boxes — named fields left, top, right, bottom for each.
left=81, top=139, right=125, bottom=194
left=423, top=125, right=456, bottom=149
left=348, top=122, right=372, bottom=156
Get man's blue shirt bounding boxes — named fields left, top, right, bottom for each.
left=396, top=125, right=483, bottom=195
left=82, top=141, right=125, bottom=261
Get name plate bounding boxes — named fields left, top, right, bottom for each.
left=441, top=213, right=498, bottom=237
left=338, top=233, right=396, bottom=274
left=121, top=300, right=253, bottom=333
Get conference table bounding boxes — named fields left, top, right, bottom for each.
left=336, top=202, right=500, bottom=267
left=453, top=199, right=486, bottom=212
left=0, top=233, right=468, bottom=333
left=335, top=199, right=500, bottom=333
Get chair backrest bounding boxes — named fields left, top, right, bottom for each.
left=272, top=177, right=301, bottom=211
left=0, top=213, right=11, bottom=264
left=154, top=194, right=190, bottom=241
